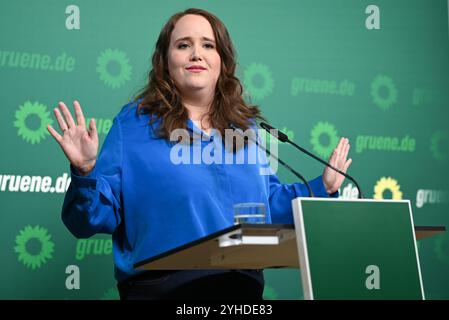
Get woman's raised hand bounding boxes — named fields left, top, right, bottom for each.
left=323, top=137, right=352, bottom=194
left=47, top=101, right=98, bottom=176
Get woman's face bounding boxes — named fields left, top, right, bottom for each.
left=168, top=14, right=221, bottom=100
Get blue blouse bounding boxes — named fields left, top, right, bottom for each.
left=61, top=101, right=336, bottom=282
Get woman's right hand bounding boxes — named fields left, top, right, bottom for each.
left=47, top=101, right=98, bottom=176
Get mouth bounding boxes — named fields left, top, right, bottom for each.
left=186, top=66, right=207, bottom=72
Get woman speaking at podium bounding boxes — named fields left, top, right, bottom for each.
left=47, top=8, right=352, bottom=300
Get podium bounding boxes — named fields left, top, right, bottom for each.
left=134, top=198, right=445, bottom=299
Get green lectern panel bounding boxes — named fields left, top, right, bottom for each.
left=293, top=198, right=423, bottom=300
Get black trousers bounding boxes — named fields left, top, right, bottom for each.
left=117, top=269, right=264, bottom=300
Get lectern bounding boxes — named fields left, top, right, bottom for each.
left=134, top=198, right=445, bottom=300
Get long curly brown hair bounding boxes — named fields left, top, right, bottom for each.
left=134, top=8, right=265, bottom=146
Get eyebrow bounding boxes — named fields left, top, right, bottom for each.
left=174, top=36, right=216, bottom=44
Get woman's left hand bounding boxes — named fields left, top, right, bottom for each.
left=323, top=137, right=352, bottom=194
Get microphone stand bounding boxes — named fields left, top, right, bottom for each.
left=230, top=124, right=314, bottom=197
left=260, top=122, right=364, bottom=199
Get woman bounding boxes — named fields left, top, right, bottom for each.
left=47, top=8, right=351, bottom=300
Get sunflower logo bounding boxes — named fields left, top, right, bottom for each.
left=14, top=101, right=53, bottom=144
left=371, top=75, right=398, bottom=110
left=101, top=287, right=120, bottom=300
left=434, top=234, right=449, bottom=264
left=373, top=177, right=403, bottom=200
left=430, top=131, right=448, bottom=162
left=14, top=225, right=54, bottom=269
left=243, top=63, right=274, bottom=101
left=310, top=121, right=339, bottom=159
left=263, top=285, right=279, bottom=300
left=96, top=49, right=132, bottom=89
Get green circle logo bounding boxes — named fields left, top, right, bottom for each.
left=430, top=131, right=449, bottom=162
left=14, top=101, right=53, bottom=144
left=96, top=49, right=132, bottom=89
left=243, top=63, right=274, bottom=101
left=310, top=121, right=339, bottom=159
left=14, top=225, right=54, bottom=269
left=371, top=75, right=398, bottom=110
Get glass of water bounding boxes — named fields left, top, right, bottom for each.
left=233, top=202, right=266, bottom=225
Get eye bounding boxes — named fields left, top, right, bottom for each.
left=204, top=43, right=215, bottom=49
left=177, top=43, right=189, bottom=49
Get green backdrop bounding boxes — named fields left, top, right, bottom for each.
left=1, top=0, right=448, bottom=300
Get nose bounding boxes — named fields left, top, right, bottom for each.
left=190, top=44, right=202, bottom=61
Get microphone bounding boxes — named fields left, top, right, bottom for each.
left=230, top=124, right=314, bottom=197
left=260, top=122, right=364, bottom=199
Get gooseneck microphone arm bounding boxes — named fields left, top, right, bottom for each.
left=230, top=124, right=314, bottom=197
left=260, top=122, right=364, bottom=199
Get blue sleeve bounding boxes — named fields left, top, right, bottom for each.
left=268, top=174, right=339, bottom=224
left=61, top=117, right=123, bottom=238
